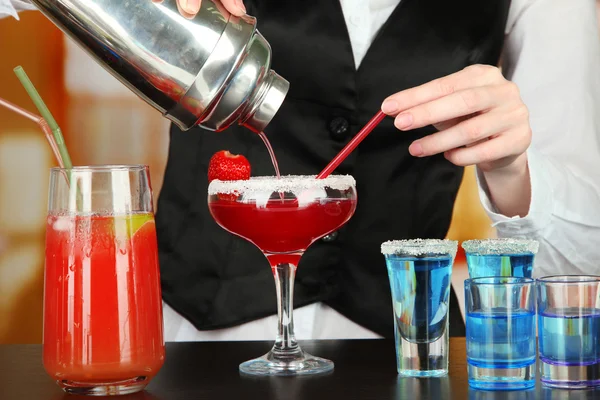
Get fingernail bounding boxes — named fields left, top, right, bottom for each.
left=236, top=0, right=246, bottom=14
left=182, top=0, right=200, bottom=14
left=381, top=100, right=399, bottom=114
left=395, top=113, right=413, bottom=130
left=409, top=141, right=424, bottom=157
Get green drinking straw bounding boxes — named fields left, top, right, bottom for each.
left=13, top=66, right=73, bottom=170
left=13, top=66, right=82, bottom=209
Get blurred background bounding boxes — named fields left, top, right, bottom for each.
left=1, top=3, right=598, bottom=344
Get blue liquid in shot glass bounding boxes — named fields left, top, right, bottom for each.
left=386, top=256, right=452, bottom=343
left=385, top=254, right=452, bottom=377
left=539, top=308, right=600, bottom=365
left=467, top=309, right=536, bottom=368
left=466, top=308, right=536, bottom=390
left=466, top=253, right=534, bottom=279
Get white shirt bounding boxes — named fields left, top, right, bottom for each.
left=3, top=0, right=600, bottom=341
left=0, top=0, right=34, bottom=19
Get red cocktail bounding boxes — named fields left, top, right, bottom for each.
left=208, top=175, right=357, bottom=376
left=43, top=166, right=165, bottom=395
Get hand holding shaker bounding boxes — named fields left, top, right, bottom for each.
left=28, top=0, right=289, bottom=132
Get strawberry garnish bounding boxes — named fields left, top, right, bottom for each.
left=208, top=150, right=251, bottom=182
left=208, top=150, right=251, bottom=201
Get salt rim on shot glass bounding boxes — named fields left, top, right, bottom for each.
left=461, top=238, right=539, bottom=255
left=381, top=239, right=458, bottom=378
left=462, top=238, right=539, bottom=279
left=381, top=238, right=458, bottom=258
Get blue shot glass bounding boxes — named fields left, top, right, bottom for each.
left=465, top=277, right=536, bottom=391
left=381, top=239, right=458, bottom=377
left=538, top=275, right=600, bottom=389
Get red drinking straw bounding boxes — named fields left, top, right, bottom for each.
left=316, top=110, right=387, bottom=179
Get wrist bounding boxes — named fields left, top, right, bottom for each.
left=480, top=153, right=531, bottom=218
left=481, top=153, right=529, bottom=181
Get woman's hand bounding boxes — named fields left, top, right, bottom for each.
left=152, top=0, right=245, bottom=19
left=382, top=65, right=533, bottom=217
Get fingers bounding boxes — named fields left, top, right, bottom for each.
left=155, top=0, right=245, bottom=19
left=222, top=0, right=246, bottom=16
left=152, top=0, right=199, bottom=19
left=408, top=109, right=518, bottom=157
left=177, top=0, right=201, bottom=16
left=382, top=65, right=532, bottom=172
left=442, top=127, right=531, bottom=167
left=432, top=115, right=471, bottom=132
left=178, top=0, right=246, bottom=17
left=381, top=64, right=505, bottom=116
left=392, top=84, right=516, bottom=131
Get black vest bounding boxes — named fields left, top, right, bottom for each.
left=156, top=0, right=511, bottom=337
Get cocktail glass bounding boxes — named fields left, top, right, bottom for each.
left=208, top=175, right=357, bottom=376
left=43, top=165, right=165, bottom=395
left=461, top=238, right=539, bottom=279
left=537, top=275, right=600, bottom=388
left=381, top=239, right=458, bottom=377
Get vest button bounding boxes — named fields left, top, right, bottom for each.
left=321, top=231, right=338, bottom=242
left=328, top=117, right=350, bottom=141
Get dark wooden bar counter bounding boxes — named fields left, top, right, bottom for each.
left=1, top=339, right=598, bottom=399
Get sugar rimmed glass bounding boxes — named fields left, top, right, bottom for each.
left=462, top=238, right=539, bottom=279
left=381, top=239, right=457, bottom=377
left=208, top=175, right=357, bottom=376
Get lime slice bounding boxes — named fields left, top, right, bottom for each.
left=113, top=213, right=155, bottom=239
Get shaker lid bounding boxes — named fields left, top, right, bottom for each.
left=240, top=70, right=289, bottom=133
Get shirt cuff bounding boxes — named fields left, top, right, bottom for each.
left=475, top=149, right=554, bottom=235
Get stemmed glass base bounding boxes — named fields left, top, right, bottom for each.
left=240, top=348, right=334, bottom=376
left=240, top=259, right=334, bottom=377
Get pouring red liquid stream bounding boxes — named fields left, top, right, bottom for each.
left=258, top=131, right=281, bottom=178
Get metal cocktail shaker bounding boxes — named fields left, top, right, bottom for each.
left=29, top=0, right=289, bottom=132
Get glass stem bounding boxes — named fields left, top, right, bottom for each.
left=271, top=262, right=302, bottom=356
